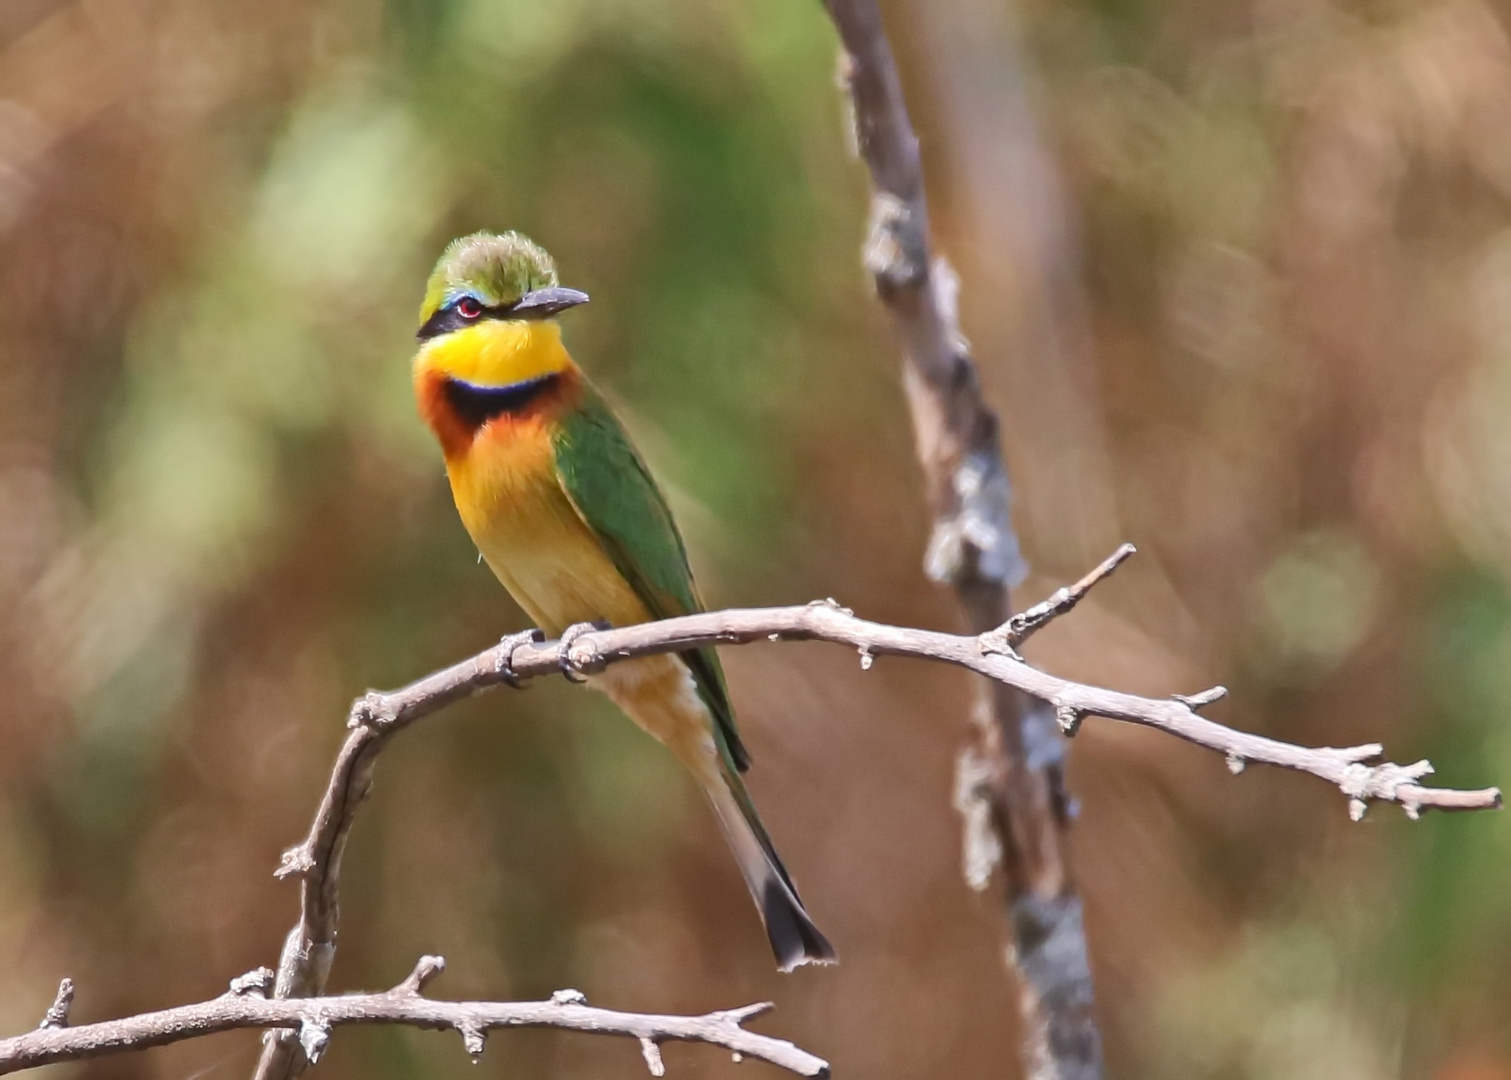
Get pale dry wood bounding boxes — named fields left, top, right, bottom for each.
left=818, top=0, right=1102, bottom=1073
left=249, top=569, right=1498, bottom=1079
left=37, top=981, right=72, bottom=1031
left=0, top=957, right=826, bottom=1077
left=306, top=592, right=1498, bottom=815
left=2, top=586, right=1492, bottom=1080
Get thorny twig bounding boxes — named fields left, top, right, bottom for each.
left=982, top=543, right=1137, bottom=654
left=251, top=549, right=1499, bottom=1073
left=318, top=564, right=1500, bottom=815
left=0, top=957, right=825, bottom=1076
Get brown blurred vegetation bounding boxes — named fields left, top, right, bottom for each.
left=1, top=0, right=1510, bottom=1077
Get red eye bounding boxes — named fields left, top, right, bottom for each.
left=455, top=296, right=483, bottom=319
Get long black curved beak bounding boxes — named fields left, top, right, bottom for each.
left=511, top=286, right=590, bottom=318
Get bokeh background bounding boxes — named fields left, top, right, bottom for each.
left=1, top=0, right=1509, bottom=1076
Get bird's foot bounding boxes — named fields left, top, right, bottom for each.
left=496, top=629, right=545, bottom=688
left=557, top=621, right=610, bottom=683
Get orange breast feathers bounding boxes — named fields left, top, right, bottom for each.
left=412, top=319, right=580, bottom=460
left=418, top=368, right=652, bottom=637
left=412, top=320, right=647, bottom=635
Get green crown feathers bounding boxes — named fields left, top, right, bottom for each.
left=420, top=232, right=558, bottom=324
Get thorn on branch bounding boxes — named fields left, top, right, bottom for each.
left=858, top=646, right=874, bottom=671
left=496, top=628, right=545, bottom=689
left=1174, top=686, right=1228, bottom=711
left=298, top=1018, right=331, bottom=1065
left=39, top=979, right=73, bottom=1029
left=808, top=597, right=854, bottom=617
left=348, top=690, right=398, bottom=730
left=1394, top=760, right=1433, bottom=783
left=976, top=633, right=1023, bottom=661
left=397, top=955, right=446, bottom=996
left=718, top=1002, right=775, bottom=1025
left=1226, top=754, right=1246, bottom=775
left=1054, top=705, right=1084, bottom=737
left=639, top=1037, right=666, bottom=1077
left=983, top=543, right=1137, bottom=654
left=229, top=968, right=275, bottom=998
left=460, top=1023, right=487, bottom=1062
left=274, top=845, right=316, bottom=880
left=551, top=989, right=588, bottom=1006
left=862, top=193, right=927, bottom=294
left=1341, top=758, right=1439, bottom=821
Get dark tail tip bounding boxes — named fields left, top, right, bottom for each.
left=763, top=878, right=838, bottom=972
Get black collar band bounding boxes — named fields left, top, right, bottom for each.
left=442, top=373, right=561, bottom=430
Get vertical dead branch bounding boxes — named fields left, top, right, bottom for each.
left=819, top=1, right=1104, bottom=1076
left=906, top=0, right=1120, bottom=568
left=252, top=645, right=522, bottom=1080
left=252, top=724, right=386, bottom=1080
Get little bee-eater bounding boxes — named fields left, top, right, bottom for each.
left=412, top=231, right=835, bottom=971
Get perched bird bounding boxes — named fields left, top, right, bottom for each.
left=411, top=231, right=835, bottom=971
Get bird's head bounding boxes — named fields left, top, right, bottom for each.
left=414, top=231, right=589, bottom=388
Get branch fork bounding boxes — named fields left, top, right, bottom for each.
left=1172, top=687, right=1228, bottom=711
left=274, top=847, right=315, bottom=881
left=246, top=541, right=1499, bottom=1077
left=37, top=982, right=72, bottom=1031
left=980, top=542, right=1137, bottom=658
left=395, top=955, right=446, bottom=997
left=0, top=549, right=1494, bottom=1079
left=228, top=969, right=276, bottom=999
left=347, top=692, right=397, bottom=730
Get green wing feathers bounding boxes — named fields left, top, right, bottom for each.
left=550, top=388, right=751, bottom=772
left=552, top=383, right=836, bottom=970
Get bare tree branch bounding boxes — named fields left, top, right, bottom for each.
left=818, top=0, right=1104, bottom=1073
left=303, top=587, right=1501, bottom=815
left=985, top=543, right=1137, bottom=652
left=38, top=981, right=73, bottom=1031
left=0, top=958, right=826, bottom=1077
left=253, top=633, right=549, bottom=1079
left=248, top=553, right=1498, bottom=1078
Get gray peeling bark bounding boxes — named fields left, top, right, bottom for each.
left=818, top=1, right=1103, bottom=1075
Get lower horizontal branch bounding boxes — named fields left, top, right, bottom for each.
left=0, top=959, right=827, bottom=1077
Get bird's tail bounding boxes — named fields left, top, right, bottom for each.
left=701, top=758, right=837, bottom=972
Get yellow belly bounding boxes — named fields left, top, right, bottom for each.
left=447, top=438, right=650, bottom=637
left=446, top=426, right=717, bottom=763
left=593, top=652, right=719, bottom=774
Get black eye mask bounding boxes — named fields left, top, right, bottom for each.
left=417, top=287, right=590, bottom=341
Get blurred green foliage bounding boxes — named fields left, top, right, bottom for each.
left=2, top=0, right=1511, bottom=1078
